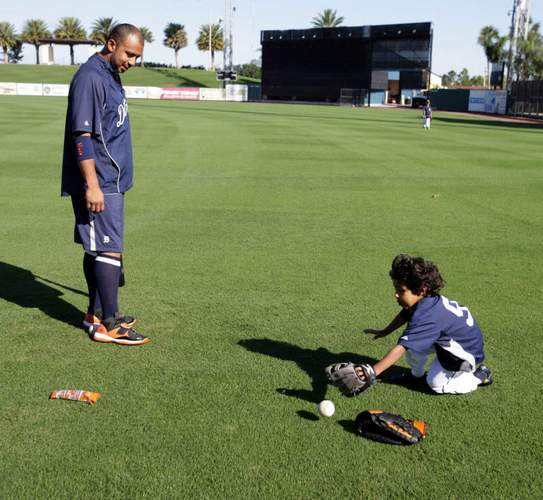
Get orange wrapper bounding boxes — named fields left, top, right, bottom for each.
left=50, top=389, right=101, bottom=405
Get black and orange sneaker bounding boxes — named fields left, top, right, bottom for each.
left=83, top=313, right=102, bottom=335
left=83, top=312, right=136, bottom=334
left=90, top=317, right=149, bottom=346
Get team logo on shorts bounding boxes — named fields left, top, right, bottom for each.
left=103, top=236, right=110, bottom=244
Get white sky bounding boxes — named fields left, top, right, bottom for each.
left=1, top=0, right=541, bottom=76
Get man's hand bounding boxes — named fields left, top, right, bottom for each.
left=364, top=328, right=388, bottom=339
left=85, top=186, right=105, bottom=212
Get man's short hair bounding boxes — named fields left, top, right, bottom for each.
left=109, top=24, right=143, bottom=44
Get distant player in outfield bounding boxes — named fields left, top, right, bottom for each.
left=61, top=24, right=149, bottom=345
left=364, top=254, right=492, bottom=394
left=422, top=99, right=432, bottom=129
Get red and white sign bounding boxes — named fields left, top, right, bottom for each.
left=160, top=87, right=200, bottom=100
left=0, top=82, right=17, bottom=95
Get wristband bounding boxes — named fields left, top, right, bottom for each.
left=74, top=135, right=95, bottom=161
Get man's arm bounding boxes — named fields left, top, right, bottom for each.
left=364, top=312, right=408, bottom=338
left=373, top=344, right=407, bottom=376
left=75, top=132, right=104, bottom=213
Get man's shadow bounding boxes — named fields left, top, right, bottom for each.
left=0, top=261, right=85, bottom=328
left=238, top=338, right=430, bottom=405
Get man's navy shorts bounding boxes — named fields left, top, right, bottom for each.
left=71, top=193, right=124, bottom=253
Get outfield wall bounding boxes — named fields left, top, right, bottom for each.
left=428, top=88, right=507, bottom=115
left=0, top=82, right=248, bottom=102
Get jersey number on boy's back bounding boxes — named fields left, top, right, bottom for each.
left=442, top=297, right=474, bottom=327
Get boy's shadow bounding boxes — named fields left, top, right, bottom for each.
left=238, top=338, right=432, bottom=404
left=0, top=261, right=85, bottom=329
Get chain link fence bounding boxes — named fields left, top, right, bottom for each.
left=509, top=80, right=543, bottom=118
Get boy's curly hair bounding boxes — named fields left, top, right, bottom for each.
left=389, top=254, right=445, bottom=296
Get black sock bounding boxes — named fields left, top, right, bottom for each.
left=83, top=252, right=102, bottom=314
left=94, top=254, right=121, bottom=322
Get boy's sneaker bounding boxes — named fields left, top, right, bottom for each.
left=82, top=312, right=136, bottom=334
left=90, top=317, right=149, bottom=346
left=474, top=365, right=493, bottom=386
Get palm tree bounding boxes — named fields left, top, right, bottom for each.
left=54, top=17, right=86, bottom=65
left=90, top=17, right=118, bottom=45
left=8, top=40, right=23, bottom=63
left=478, top=26, right=500, bottom=87
left=196, top=24, right=224, bottom=70
left=311, top=9, right=344, bottom=28
left=515, top=23, right=543, bottom=80
left=163, top=23, right=187, bottom=69
left=490, top=35, right=508, bottom=63
left=21, top=19, right=51, bottom=64
left=138, top=26, right=154, bottom=66
left=0, top=22, right=17, bottom=64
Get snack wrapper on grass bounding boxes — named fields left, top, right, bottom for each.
left=50, top=390, right=101, bottom=405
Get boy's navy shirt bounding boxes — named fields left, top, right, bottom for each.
left=61, top=53, right=133, bottom=196
left=423, top=104, right=432, bottom=118
left=398, top=295, right=484, bottom=366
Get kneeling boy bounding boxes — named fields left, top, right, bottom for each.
left=363, top=254, right=492, bottom=394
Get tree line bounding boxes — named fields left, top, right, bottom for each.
left=0, top=17, right=225, bottom=69
left=0, top=9, right=343, bottom=67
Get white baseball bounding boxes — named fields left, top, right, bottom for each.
left=318, top=400, right=335, bottom=417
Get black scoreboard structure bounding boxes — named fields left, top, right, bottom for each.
left=261, top=22, right=433, bottom=103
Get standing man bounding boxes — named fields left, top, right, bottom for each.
left=422, top=99, right=432, bottom=130
left=61, top=24, right=149, bottom=345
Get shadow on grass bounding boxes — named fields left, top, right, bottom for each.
left=337, top=419, right=358, bottom=435
left=433, top=115, right=543, bottom=130
left=296, top=410, right=320, bottom=422
left=238, top=338, right=435, bottom=405
left=0, top=261, right=84, bottom=328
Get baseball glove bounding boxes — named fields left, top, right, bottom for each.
left=355, top=410, right=428, bottom=445
left=324, top=362, right=376, bottom=397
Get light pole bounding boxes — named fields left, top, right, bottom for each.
left=223, top=0, right=235, bottom=75
left=507, top=0, right=530, bottom=88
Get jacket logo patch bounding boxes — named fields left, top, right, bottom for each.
left=116, top=98, right=128, bottom=127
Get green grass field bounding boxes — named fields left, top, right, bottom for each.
left=0, top=64, right=259, bottom=87
left=0, top=96, right=542, bottom=499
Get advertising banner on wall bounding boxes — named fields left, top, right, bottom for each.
left=0, top=82, right=17, bottom=95
left=147, top=87, right=163, bottom=100
left=124, top=86, right=148, bottom=99
left=160, top=87, right=200, bottom=100
left=42, top=84, right=69, bottom=97
left=225, top=84, right=248, bottom=101
left=468, top=90, right=507, bottom=115
left=16, top=83, right=43, bottom=96
left=200, top=88, right=226, bottom=101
